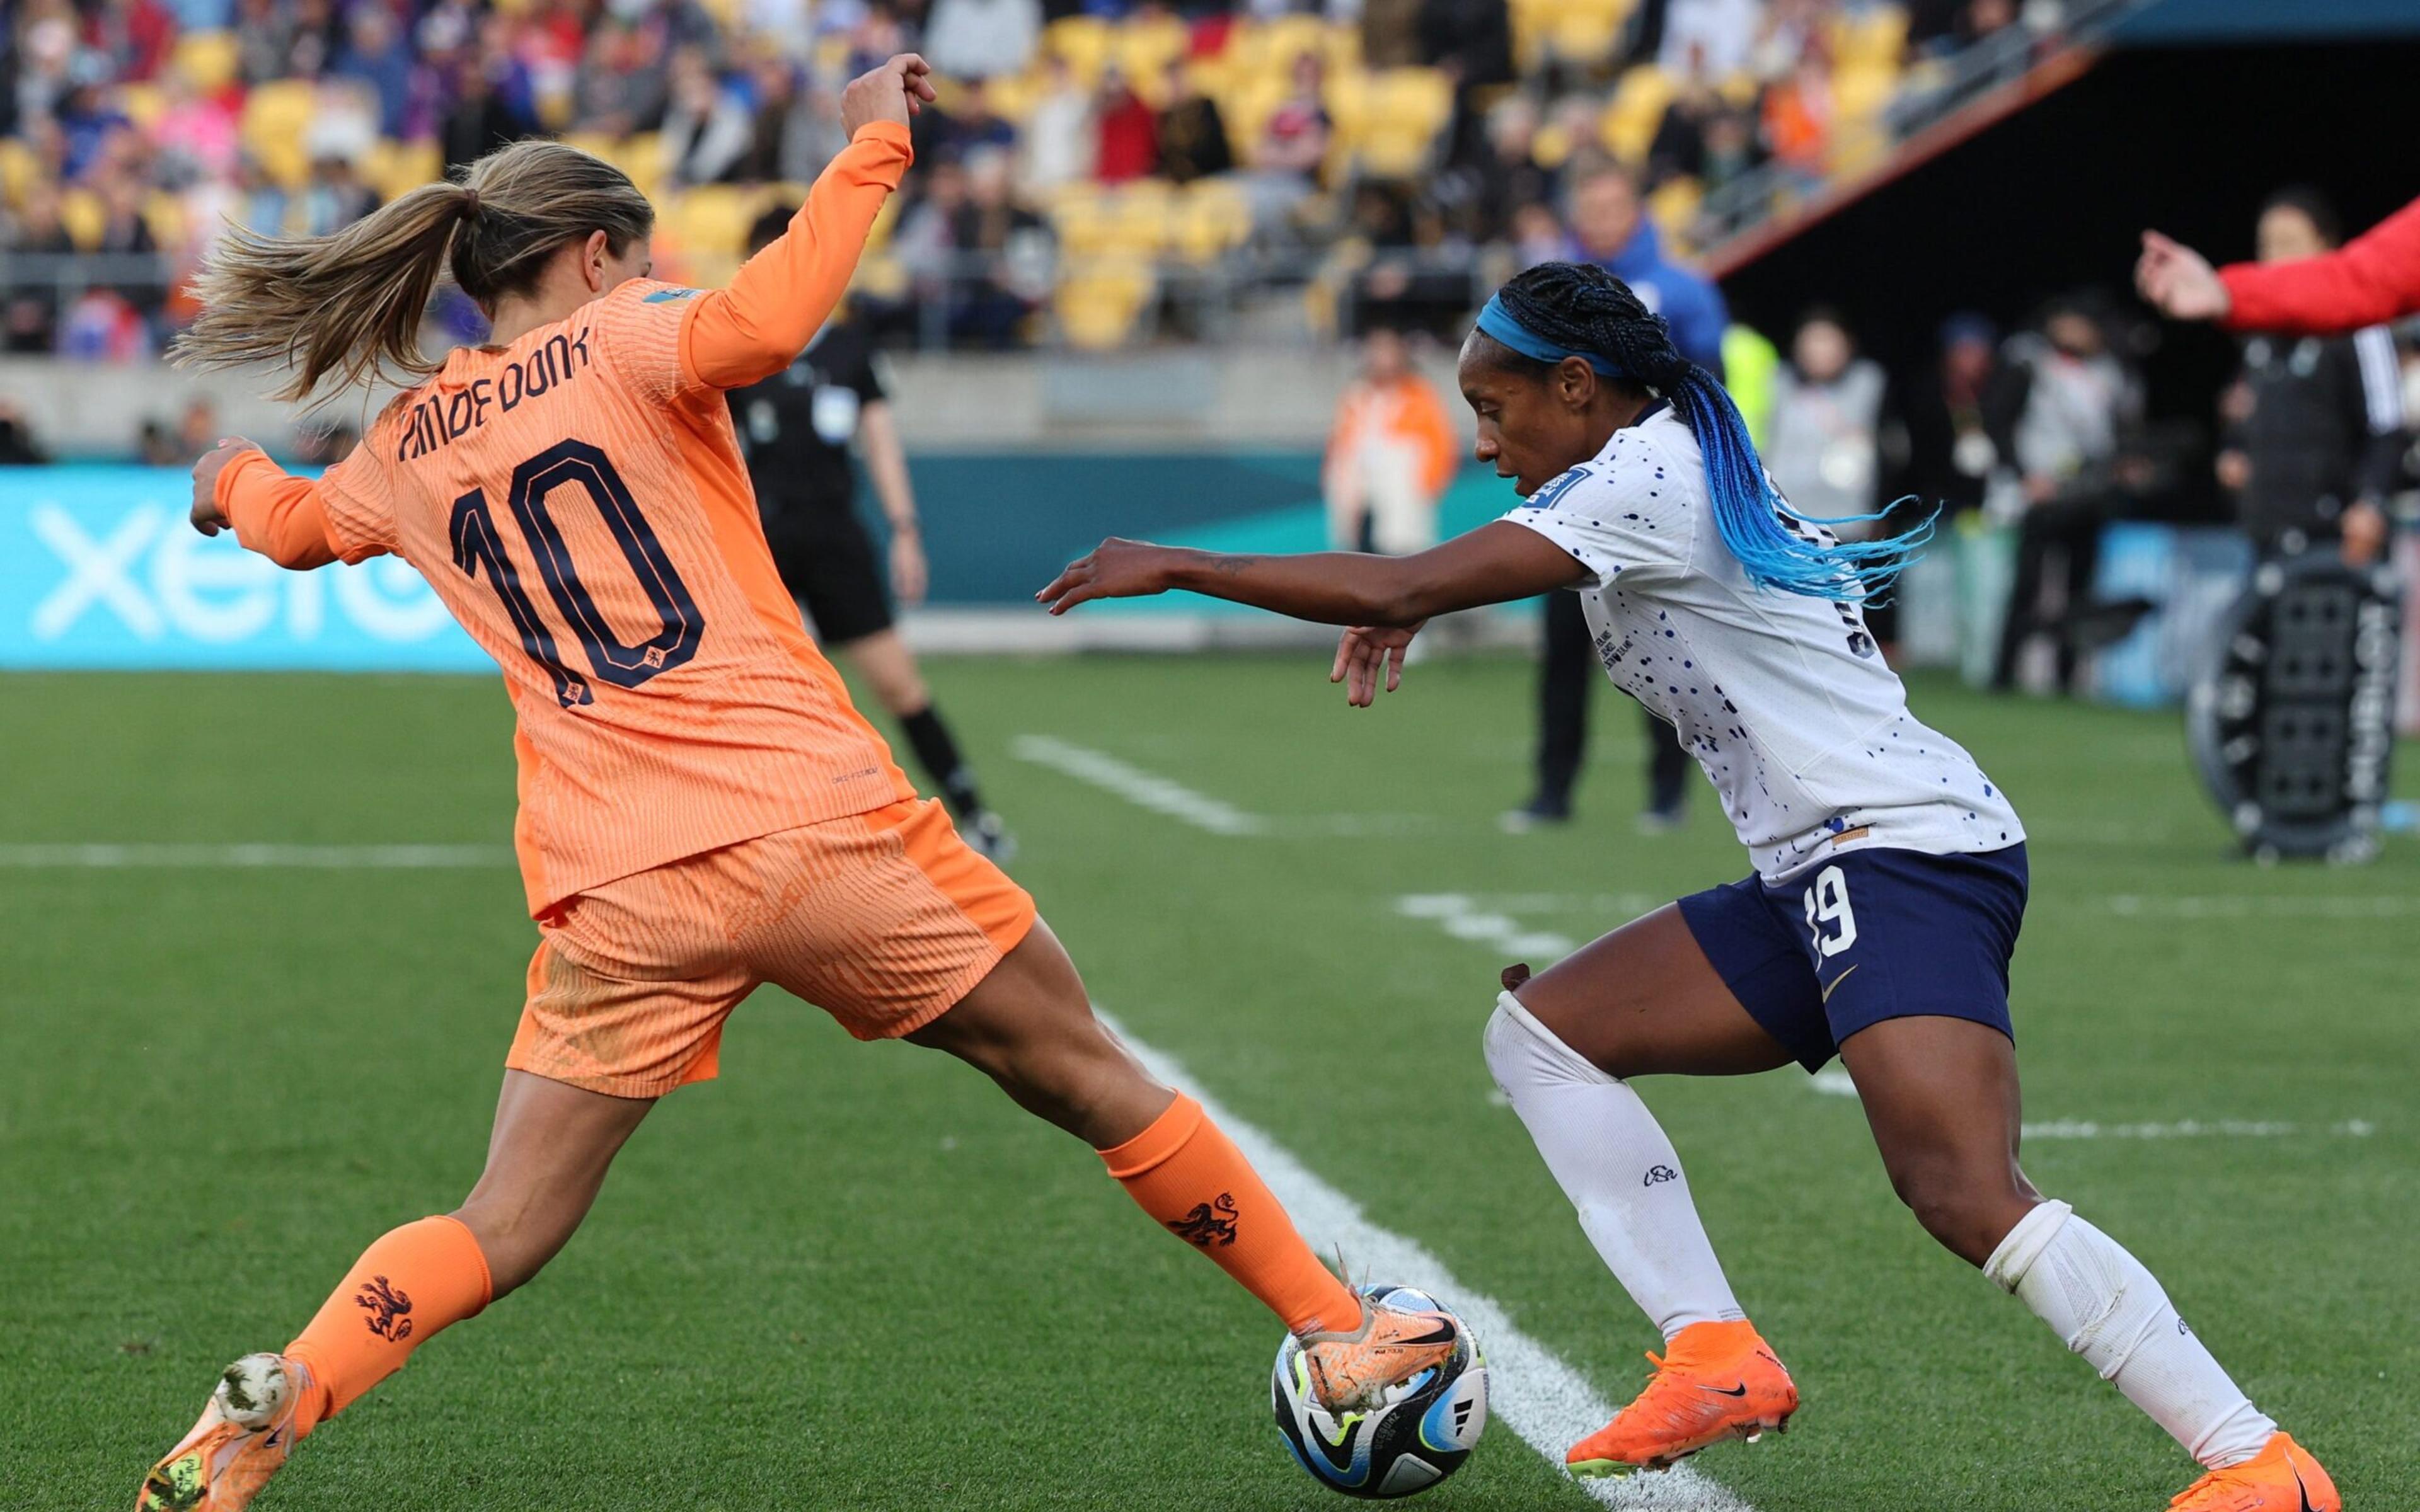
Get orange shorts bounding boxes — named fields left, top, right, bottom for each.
left=505, top=797, right=1037, bottom=1098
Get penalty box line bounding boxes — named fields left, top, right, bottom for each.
left=1097, top=1008, right=1760, bottom=1512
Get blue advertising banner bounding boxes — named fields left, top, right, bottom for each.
left=0, top=466, right=491, bottom=671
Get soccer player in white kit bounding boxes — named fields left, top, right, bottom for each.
left=1040, top=263, right=2342, bottom=1511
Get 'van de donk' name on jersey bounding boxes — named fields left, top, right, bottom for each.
left=396, top=325, right=594, bottom=461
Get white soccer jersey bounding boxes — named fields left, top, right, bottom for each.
left=1501, top=404, right=2024, bottom=882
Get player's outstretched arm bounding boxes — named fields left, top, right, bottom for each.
left=681, top=54, right=935, bottom=390
left=1038, top=520, right=1586, bottom=626
left=190, top=438, right=347, bottom=570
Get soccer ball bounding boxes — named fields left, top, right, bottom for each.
left=1271, top=1285, right=1487, bottom=1499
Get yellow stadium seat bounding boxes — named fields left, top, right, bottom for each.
left=119, top=83, right=166, bottom=131
left=1171, top=177, right=1251, bottom=263
left=851, top=249, right=909, bottom=302
left=1115, top=13, right=1190, bottom=90
left=363, top=138, right=444, bottom=200
left=1833, top=6, right=1910, bottom=70
left=1100, top=181, right=1175, bottom=256
left=1645, top=175, right=1702, bottom=245
left=1548, top=0, right=1634, bottom=66
left=666, top=185, right=766, bottom=263
left=1046, top=186, right=1114, bottom=256
left=141, top=190, right=190, bottom=251
left=59, top=188, right=105, bottom=251
left=171, top=32, right=239, bottom=94
left=1598, top=64, right=1675, bottom=166
left=1833, top=62, right=1901, bottom=123
left=1055, top=256, right=1155, bottom=349
left=0, top=138, right=36, bottom=210
left=241, top=79, right=317, bottom=188
left=1044, top=16, right=1115, bottom=86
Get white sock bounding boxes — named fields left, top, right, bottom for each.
left=1986, top=1200, right=2277, bottom=1469
left=1484, top=993, right=1745, bottom=1341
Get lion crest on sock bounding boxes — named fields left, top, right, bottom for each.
left=1165, top=1192, right=1239, bottom=1248
left=355, top=1274, right=415, bottom=1341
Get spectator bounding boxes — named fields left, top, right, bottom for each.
left=1894, top=312, right=2002, bottom=519
left=1417, top=0, right=1513, bottom=165
left=1765, top=307, right=1891, bottom=536
left=175, top=396, right=219, bottom=457
left=659, top=49, right=754, bottom=186
left=59, top=289, right=154, bottom=361
left=1323, top=325, right=1460, bottom=555
left=294, top=149, right=378, bottom=237
left=1760, top=47, right=1834, bottom=183
left=1697, top=105, right=1765, bottom=198
left=1153, top=66, right=1231, bottom=185
left=1363, top=0, right=1424, bottom=69
left=1511, top=157, right=1729, bottom=833
left=898, top=151, right=1054, bottom=348
left=1093, top=68, right=1158, bottom=185
left=333, top=5, right=419, bottom=139
left=921, top=0, right=1042, bottom=81
left=570, top=20, right=669, bottom=139
left=88, top=0, right=178, bottom=84
left=138, top=417, right=185, bottom=465
left=2216, top=188, right=2406, bottom=566
left=56, top=69, right=134, bottom=183
left=1243, top=51, right=1331, bottom=230
left=148, top=66, right=241, bottom=188
left=439, top=59, right=530, bottom=175
left=920, top=77, right=1018, bottom=164
left=744, top=55, right=849, bottom=184
left=1019, top=57, right=1097, bottom=190
left=1986, top=294, right=2142, bottom=694
left=1659, top=0, right=1759, bottom=81
left=1458, top=92, right=1556, bottom=244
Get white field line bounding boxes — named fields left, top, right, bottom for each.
left=0, top=843, right=516, bottom=868
left=1394, top=895, right=2380, bottom=1142
left=1008, top=735, right=1427, bottom=837
left=1097, top=1009, right=1758, bottom=1512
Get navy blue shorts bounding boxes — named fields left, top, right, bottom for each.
left=1676, top=845, right=2028, bottom=1073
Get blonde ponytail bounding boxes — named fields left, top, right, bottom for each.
left=175, top=140, right=656, bottom=404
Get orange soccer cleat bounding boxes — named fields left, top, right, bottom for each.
left=1565, top=1319, right=1797, bottom=1477
left=136, top=1354, right=316, bottom=1512
left=1297, top=1298, right=1464, bottom=1415
left=2169, top=1433, right=2341, bottom=1512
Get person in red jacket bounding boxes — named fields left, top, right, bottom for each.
left=2138, top=194, right=2420, bottom=335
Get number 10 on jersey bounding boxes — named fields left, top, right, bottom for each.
left=449, top=440, right=705, bottom=707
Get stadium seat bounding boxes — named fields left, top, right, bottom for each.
left=0, top=138, right=35, bottom=210
left=1598, top=64, right=1675, bottom=165
left=364, top=139, right=444, bottom=200
left=666, top=185, right=766, bottom=266
left=1115, top=11, right=1192, bottom=91
left=1055, top=255, right=1155, bottom=348
left=118, top=83, right=166, bottom=132
left=1044, top=16, right=1115, bottom=86
left=141, top=190, right=189, bottom=252
left=1351, top=68, right=1453, bottom=178
left=170, top=32, right=240, bottom=94
left=241, top=80, right=319, bottom=188
left=1645, top=175, right=1702, bottom=248
left=1834, top=62, right=1903, bottom=124
left=1170, top=177, right=1251, bottom=263
left=1547, top=0, right=1635, bottom=66
left=58, top=188, right=105, bottom=251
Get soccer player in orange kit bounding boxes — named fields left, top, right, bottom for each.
left=135, top=55, right=1455, bottom=1512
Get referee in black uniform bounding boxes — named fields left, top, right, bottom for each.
left=726, top=205, right=1015, bottom=861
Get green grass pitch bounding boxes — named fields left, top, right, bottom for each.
left=3, top=656, right=2413, bottom=1510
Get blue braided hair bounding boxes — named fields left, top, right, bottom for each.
left=1477, top=262, right=1929, bottom=600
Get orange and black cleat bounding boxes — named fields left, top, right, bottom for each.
left=136, top=1354, right=315, bottom=1512
left=1566, top=1319, right=1797, bottom=1478
left=1297, top=1300, right=1463, bottom=1416
left=2169, top=1433, right=2340, bottom=1512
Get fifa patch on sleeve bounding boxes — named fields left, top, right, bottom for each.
left=1526, top=465, right=1593, bottom=512
left=642, top=287, right=702, bottom=304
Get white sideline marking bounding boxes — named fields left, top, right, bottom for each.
left=0, top=843, right=516, bottom=869
left=2104, top=894, right=2420, bottom=920
left=1098, top=1009, right=1760, bottom=1512
left=1011, top=735, right=1425, bottom=837
left=1397, top=898, right=2381, bottom=1142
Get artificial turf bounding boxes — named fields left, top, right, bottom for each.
left=3, top=658, right=2412, bottom=1511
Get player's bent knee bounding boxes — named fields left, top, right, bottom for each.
left=1485, top=991, right=1620, bottom=1097
left=1888, top=1159, right=2034, bottom=1267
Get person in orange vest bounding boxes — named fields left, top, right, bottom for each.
left=1325, top=324, right=1462, bottom=555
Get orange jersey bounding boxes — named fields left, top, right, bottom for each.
left=1325, top=374, right=1461, bottom=500
left=218, top=123, right=920, bottom=915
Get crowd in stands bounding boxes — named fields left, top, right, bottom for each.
left=0, top=0, right=2051, bottom=356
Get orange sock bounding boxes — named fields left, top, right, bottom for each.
left=1100, top=1094, right=1361, bottom=1336
left=284, top=1215, right=493, bottom=1432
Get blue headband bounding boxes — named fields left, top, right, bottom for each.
left=1475, top=294, right=1628, bottom=377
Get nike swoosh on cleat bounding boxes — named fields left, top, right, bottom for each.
left=1390, top=1323, right=1460, bottom=1348
left=2293, top=1466, right=2319, bottom=1512
left=1699, top=1383, right=1749, bottom=1397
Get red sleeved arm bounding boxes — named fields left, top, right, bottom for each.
left=214, top=447, right=386, bottom=569
left=2220, top=194, right=2420, bottom=336
left=680, top=121, right=913, bottom=390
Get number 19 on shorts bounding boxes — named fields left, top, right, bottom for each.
left=1803, top=865, right=1857, bottom=956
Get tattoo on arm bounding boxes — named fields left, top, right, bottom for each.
left=1209, top=555, right=1259, bottom=575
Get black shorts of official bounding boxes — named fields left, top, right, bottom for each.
left=766, top=514, right=893, bottom=644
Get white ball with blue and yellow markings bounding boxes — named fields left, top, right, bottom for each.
left=1271, top=1285, right=1487, bottom=1499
